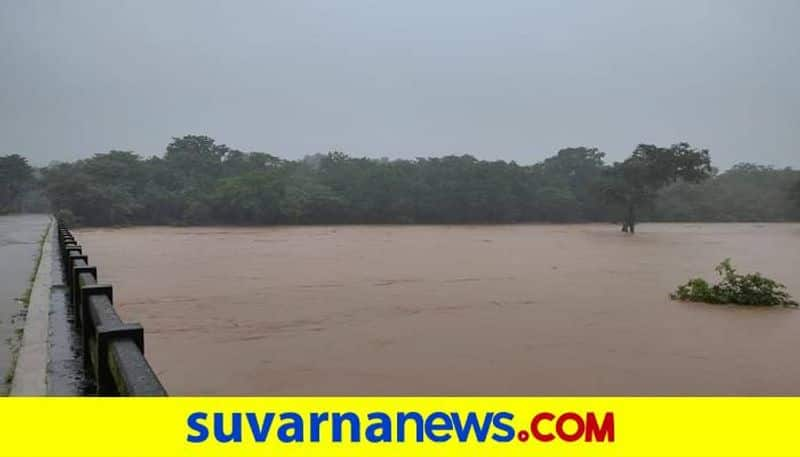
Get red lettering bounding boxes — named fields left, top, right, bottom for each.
left=530, top=411, right=614, bottom=443
left=555, top=412, right=585, bottom=442
left=585, top=412, right=615, bottom=442
left=530, top=412, right=555, bottom=442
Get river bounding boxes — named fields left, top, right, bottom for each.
left=75, top=223, right=800, bottom=395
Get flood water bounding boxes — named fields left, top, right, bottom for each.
left=76, top=223, right=800, bottom=395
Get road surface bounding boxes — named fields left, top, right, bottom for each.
left=0, top=214, right=50, bottom=394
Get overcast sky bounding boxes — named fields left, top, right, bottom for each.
left=1, top=0, right=798, bottom=169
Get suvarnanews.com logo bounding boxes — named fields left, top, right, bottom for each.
left=185, top=409, right=615, bottom=445
left=5, top=398, right=800, bottom=456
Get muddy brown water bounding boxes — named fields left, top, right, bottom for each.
left=75, top=223, right=800, bottom=395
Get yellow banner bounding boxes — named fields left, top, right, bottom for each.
left=1, top=397, right=797, bottom=457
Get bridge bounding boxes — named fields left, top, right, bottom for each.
left=3, top=214, right=165, bottom=395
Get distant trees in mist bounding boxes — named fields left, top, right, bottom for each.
left=2, top=135, right=799, bottom=227
left=0, top=154, right=42, bottom=214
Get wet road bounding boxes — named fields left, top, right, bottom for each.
left=0, top=214, right=50, bottom=394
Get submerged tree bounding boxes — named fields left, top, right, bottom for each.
left=672, top=259, right=798, bottom=307
left=603, top=143, right=712, bottom=233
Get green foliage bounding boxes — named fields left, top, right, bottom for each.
left=654, top=164, right=800, bottom=222
left=0, top=154, right=35, bottom=213
left=671, top=259, right=798, bottom=307
left=791, top=179, right=800, bottom=207
left=1, top=134, right=796, bottom=226
left=55, top=209, right=77, bottom=228
left=603, top=143, right=713, bottom=232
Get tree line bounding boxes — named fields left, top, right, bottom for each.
left=2, top=135, right=799, bottom=230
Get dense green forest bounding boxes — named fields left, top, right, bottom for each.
left=2, top=135, right=799, bottom=228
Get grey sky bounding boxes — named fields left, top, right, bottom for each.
left=1, top=0, right=798, bottom=169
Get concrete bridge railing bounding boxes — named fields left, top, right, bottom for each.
left=58, top=224, right=166, bottom=396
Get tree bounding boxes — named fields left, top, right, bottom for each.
left=164, top=135, right=230, bottom=185
left=279, top=176, right=347, bottom=223
left=211, top=170, right=285, bottom=224
left=538, top=147, right=608, bottom=220
left=30, top=134, right=800, bottom=227
left=42, top=152, right=149, bottom=225
left=43, top=165, right=119, bottom=225
left=604, top=143, right=712, bottom=233
left=0, top=154, right=35, bottom=213
left=654, top=164, right=800, bottom=222
left=222, top=150, right=284, bottom=177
